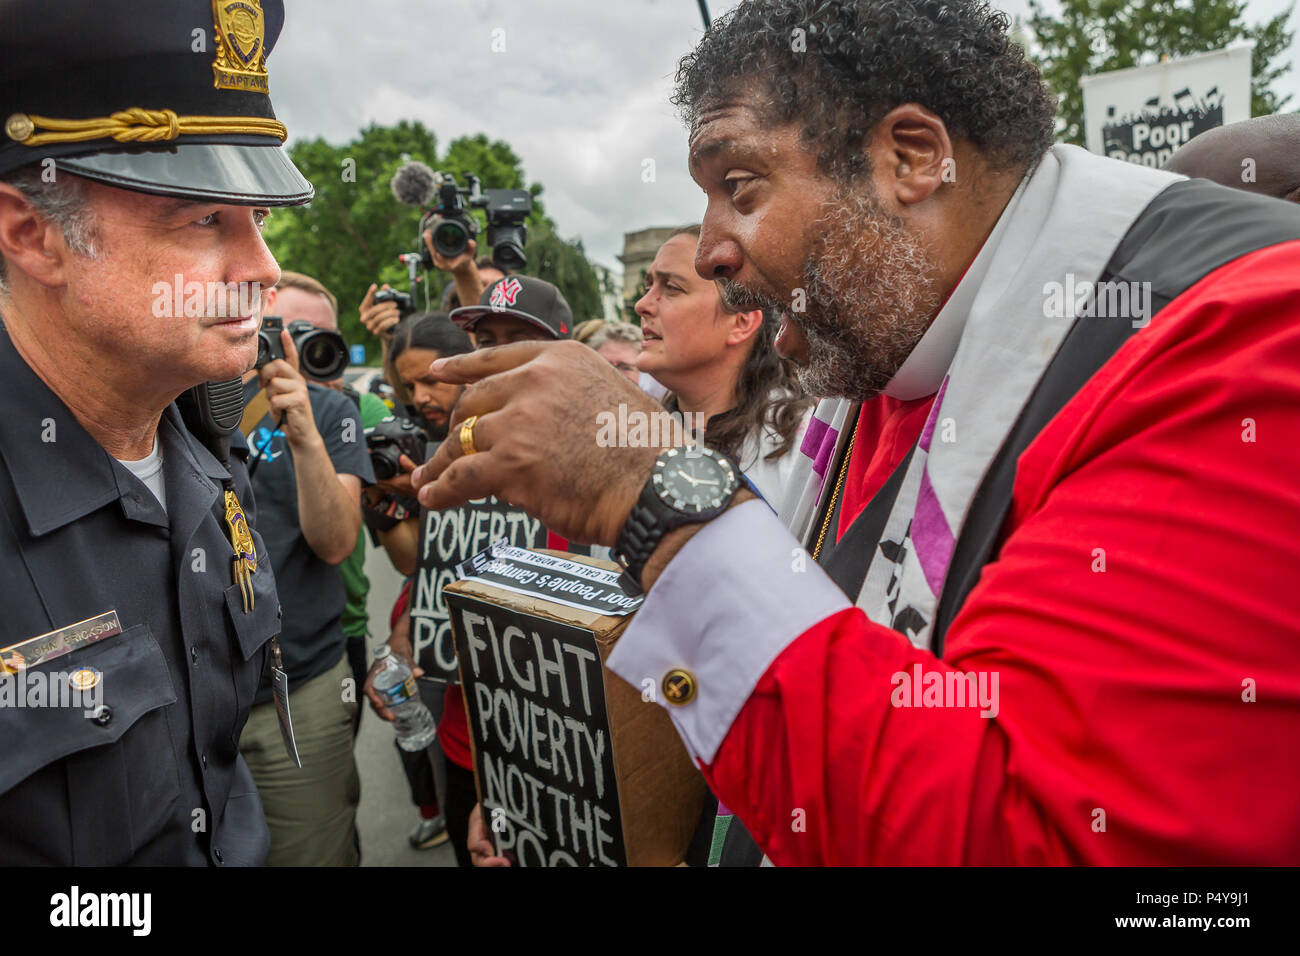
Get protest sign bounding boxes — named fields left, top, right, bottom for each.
left=1081, top=44, right=1253, bottom=167
left=446, top=548, right=707, bottom=866
left=409, top=497, right=544, bottom=682
left=455, top=542, right=643, bottom=617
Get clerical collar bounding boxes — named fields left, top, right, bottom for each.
left=883, top=171, right=1034, bottom=402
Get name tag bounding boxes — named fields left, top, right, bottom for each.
left=0, top=611, right=123, bottom=674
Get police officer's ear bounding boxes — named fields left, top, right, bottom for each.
left=0, top=181, right=78, bottom=289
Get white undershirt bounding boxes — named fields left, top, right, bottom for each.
left=116, top=434, right=167, bottom=513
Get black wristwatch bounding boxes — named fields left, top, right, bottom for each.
left=613, top=446, right=741, bottom=593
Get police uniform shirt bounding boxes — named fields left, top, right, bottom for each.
left=0, top=322, right=281, bottom=865
left=243, top=379, right=374, bottom=700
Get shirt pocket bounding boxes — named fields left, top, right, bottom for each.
left=0, top=623, right=181, bottom=864
left=224, top=573, right=281, bottom=663
left=224, top=574, right=281, bottom=737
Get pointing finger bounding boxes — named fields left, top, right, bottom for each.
left=416, top=447, right=500, bottom=512
left=427, top=340, right=557, bottom=385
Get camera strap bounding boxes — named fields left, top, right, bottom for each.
left=240, top=388, right=271, bottom=438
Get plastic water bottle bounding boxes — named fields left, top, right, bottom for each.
left=371, top=645, right=437, bottom=751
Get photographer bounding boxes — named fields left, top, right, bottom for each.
left=266, top=273, right=388, bottom=731
left=363, top=314, right=471, bottom=574
left=358, top=233, right=504, bottom=347
left=362, top=313, right=472, bottom=852
left=237, top=272, right=375, bottom=867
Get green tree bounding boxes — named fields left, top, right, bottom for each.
left=1026, top=0, right=1295, bottom=146
left=262, top=121, right=599, bottom=359
left=522, top=225, right=602, bottom=323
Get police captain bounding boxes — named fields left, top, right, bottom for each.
left=0, top=0, right=312, bottom=864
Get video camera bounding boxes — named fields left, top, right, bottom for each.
left=391, top=162, right=532, bottom=272
left=257, top=316, right=349, bottom=382
left=421, top=172, right=531, bottom=271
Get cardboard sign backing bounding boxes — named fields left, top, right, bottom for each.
left=446, top=549, right=708, bottom=867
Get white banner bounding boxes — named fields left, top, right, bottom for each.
left=1081, top=43, right=1254, bottom=167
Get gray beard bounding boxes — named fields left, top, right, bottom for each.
left=724, top=187, right=941, bottom=403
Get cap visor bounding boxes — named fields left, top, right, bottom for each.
left=57, top=142, right=313, bottom=206
left=449, top=305, right=559, bottom=338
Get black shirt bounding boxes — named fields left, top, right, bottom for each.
left=0, top=323, right=281, bottom=865
left=243, top=379, right=373, bottom=698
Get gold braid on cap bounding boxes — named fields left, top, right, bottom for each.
left=5, top=108, right=287, bottom=147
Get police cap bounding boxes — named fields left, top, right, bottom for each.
left=0, top=0, right=312, bottom=206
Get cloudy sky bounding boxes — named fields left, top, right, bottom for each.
left=268, top=0, right=1299, bottom=274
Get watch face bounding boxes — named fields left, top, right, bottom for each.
left=653, top=448, right=739, bottom=514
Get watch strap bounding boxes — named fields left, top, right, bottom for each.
left=613, top=495, right=669, bottom=593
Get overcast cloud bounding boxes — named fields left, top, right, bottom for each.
left=268, top=0, right=1299, bottom=274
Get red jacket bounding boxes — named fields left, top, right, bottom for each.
left=614, top=240, right=1300, bottom=865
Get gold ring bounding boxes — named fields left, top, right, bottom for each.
left=459, top=415, right=480, bottom=456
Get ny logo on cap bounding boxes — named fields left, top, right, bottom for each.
left=489, top=277, right=522, bottom=309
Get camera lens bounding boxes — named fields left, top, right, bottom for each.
left=294, top=329, right=348, bottom=381
left=302, top=339, right=329, bottom=373
left=493, top=239, right=526, bottom=271
left=487, top=223, right=527, bottom=270
left=255, top=332, right=272, bottom=368
left=433, top=219, right=468, bottom=258
left=370, top=449, right=397, bottom=481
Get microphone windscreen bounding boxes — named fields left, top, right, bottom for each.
left=390, top=161, right=437, bottom=207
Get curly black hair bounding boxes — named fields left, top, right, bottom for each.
left=673, top=0, right=1058, bottom=180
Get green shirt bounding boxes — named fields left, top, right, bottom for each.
left=340, top=390, right=391, bottom=638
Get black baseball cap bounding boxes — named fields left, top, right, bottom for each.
left=0, top=0, right=312, bottom=206
left=450, top=276, right=573, bottom=339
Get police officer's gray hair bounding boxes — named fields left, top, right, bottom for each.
left=0, top=167, right=100, bottom=293
left=585, top=320, right=643, bottom=351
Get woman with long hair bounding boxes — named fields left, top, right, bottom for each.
left=634, top=225, right=813, bottom=523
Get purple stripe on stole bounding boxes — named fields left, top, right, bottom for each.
left=800, top=415, right=835, bottom=477
left=912, top=467, right=956, bottom=595
left=917, top=375, right=950, bottom=453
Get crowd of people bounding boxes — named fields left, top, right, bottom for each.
left=1, top=0, right=1298, bottom=871
left=333, top=223, right=820, bottom=865
left=246, top=89, right=1300, bottom=867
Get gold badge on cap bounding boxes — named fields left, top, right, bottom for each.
left=212, top=1, right=270, bottom=93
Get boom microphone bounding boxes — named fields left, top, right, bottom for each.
left=390, top=160, right=437, bottom=207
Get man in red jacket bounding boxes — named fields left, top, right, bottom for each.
left=413, top=0, right=1300, bottom=865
